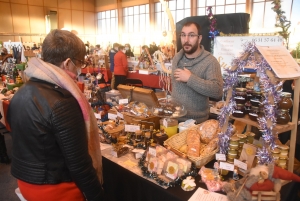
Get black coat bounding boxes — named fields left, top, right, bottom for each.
left=7, top=78, right=104, bottom=201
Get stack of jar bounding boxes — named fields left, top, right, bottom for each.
left=248, top=89, right=262, bottom=122
left=232, top=88, right=247, bottom=118
left=277, top=144, right=289, bottom=169
left=277, top=92, right=293, bottom=125
left=227, top=136, right=239, bottom=163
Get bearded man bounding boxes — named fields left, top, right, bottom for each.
left=171, top=22, right=223, bottom=123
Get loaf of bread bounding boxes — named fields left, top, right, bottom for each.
left=200, top=138, right=219, bottom=156
left=186, top=130, right=201, bottom=157
left=199, top=119, right=220, bottom=144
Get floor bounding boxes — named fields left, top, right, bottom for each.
left=0, top=133, right=19, bottom=201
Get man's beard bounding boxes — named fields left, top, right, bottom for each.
left=182, top=42, right=199, bottom=54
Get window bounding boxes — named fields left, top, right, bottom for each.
left=197, top=0, right=246, bottom=16
left=97, top=10, right=118, bottom=34
left=123, top=4, right=149, bottom=33
left=154, top=0, right=191, bottom=32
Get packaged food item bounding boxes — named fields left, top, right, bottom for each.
left=163, top=159, right=180, bottom=180
left=198, top=167, right=222, bottom=192
left=176, top=158, right=192, bottom=173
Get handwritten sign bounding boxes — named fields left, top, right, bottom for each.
left=219, top=162, right=234, bottom=171
left=256, top=45, right=300, bottom=78
left=215, top=153, right=226, bottom=161
left=125, top=124, right=140, bottom=132
left=213, top=36, right=283, bottom=74
left=234, top=159, right=248, bottom=170
left=108, top=113, right=117, bottom=120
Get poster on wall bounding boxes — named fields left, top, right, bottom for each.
left=213, top=36, right=284, bottom=74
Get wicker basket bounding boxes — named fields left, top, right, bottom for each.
left=164, top=124, right=218, bottom=168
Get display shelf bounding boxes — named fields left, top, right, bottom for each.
left=230, top=115, right=296, bottom=134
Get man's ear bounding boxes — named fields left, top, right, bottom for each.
left=62, top=58, right=71, bottom=70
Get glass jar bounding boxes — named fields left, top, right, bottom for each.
left=245, top=132, right=255, bottom=144
left=252, top=91, right=262, bottom=100
left=244, top=101, right=251, bottom=114
left=271, top=148, right=280, bottom=164
left=232, top=104, right=245, bottom=118
left=278, top=92, right=293, bottom=110
left=227, top=149, right=238, bottom=159
left=276, top=109, right=291, bottom=125
left=235, top=88, right=247, bottom=104
left=229, top=136, right=240, bottom=150
left=237, top=134, right=247, bottom=148
left=277, top=144, right=289, bottom=158
left=249, top=106, right=260, bottom=122
left=246, top=88, right=253, bottom=101
left=250, top=99, right=260, bottom=107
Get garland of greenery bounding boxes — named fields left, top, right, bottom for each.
left=271, top=0, right=291, bottom=49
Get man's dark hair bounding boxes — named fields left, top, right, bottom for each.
left=182, top=22, right=202, bottom=35
left=118, top=46, right=125, bottom=51
left=113, top=43, right=120, bottom=48
left=42, top=29, right=86, bottom=66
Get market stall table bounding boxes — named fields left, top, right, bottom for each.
left=127, top=71, right=161, bottom=89
left=81, top=67, right=112, bottom=83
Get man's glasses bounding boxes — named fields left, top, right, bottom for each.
left=72, top=58, right=88, bottom=68
left=180, top=34, right=200, bottom=39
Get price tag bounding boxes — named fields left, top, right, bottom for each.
left=219, top=162, right=234, bottom=171
left=108, top=113, right=117, bottom=120
left=215, top=153, right=226, bottom=161
left=119, top=99, right=128, bottom=104
left=125, top=124, right=140, bottom=132
left=117, top=112, right=124, bottom=119
left=94, top=113, right=101, bottom=119
left=234, top=159, right=247, bottom=170
left=148, top=146, right=157, bottom=157
left=163, top=119, right=168, bottom=127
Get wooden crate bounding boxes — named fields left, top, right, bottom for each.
left=108, top=109, right=160, bottom=130
left=117, top=84, right=159, bottom=107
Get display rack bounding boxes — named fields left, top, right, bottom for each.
left=219, top=44, right=299, bottom=175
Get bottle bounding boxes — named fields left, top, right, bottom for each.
left=12, top=66, right=18, bottom=83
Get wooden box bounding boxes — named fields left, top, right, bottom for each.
left=117, top=84, right=159, bottom=107
left=108, top=109, right=160, bottom=130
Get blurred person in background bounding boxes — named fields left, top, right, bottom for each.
left=124, top=43, right=134, bottom=58
left=113, top=45, right=128, bottom=89
left=109, top=43, right=120, bottom=89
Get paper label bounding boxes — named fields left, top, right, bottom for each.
left=148, top=146, right=157, bottom=157
left=94, top=113, right=101, bottom=119
left=219, top=162, right=234, bottom=171
left=215, top=153, right=226, bottom=161
left=108, top=113, right=117, bottom=120
left=234, top=159, right=248, bottom=170
left=117, top=112, right=124, bottom=119
left=163, top=119, right=168, bottom=127
left=125, top=124, right=140, bottom=132
left=119, top=99, right=128, bottom=104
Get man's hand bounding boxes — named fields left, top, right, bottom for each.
left=173, top=67, right=191, bottom=82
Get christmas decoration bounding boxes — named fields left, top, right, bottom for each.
left=207, top=6, right=219, bottom=54
left=271, top=0, right=291, bottom=48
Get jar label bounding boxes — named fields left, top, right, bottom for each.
left=234, top=110, right=243, bottom=114
left=249, top=113, right=258, bottom=117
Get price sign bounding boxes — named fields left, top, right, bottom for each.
left=219, top=162, right=234, bottom=171
left=119, top=99, right=128, bottom=104
left=94, top=113, right=101, bottom=119
left=117, top=112, right=124, bottom=119
left=215, top=153, right=226, bottom=161
left=234, top=159, right=248, bottom=170
left=148, top=146, right=157, bottom=157
left=125, top=124, right=140, bottom=132
left=108, top=113, right=117, bottom=120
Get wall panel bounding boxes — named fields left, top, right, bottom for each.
left=58, top=9, right=72, bottom=30
left=71, top=0, right=83, bottom=10
left=0, top=2, right=13, bottom=33
left=72, top=10, right=84, bottom=34
left=58, top=0, right=71, bottom=9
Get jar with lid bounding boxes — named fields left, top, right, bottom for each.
left=278, top=92, right=293, bottom=110
left=232, top=104, right=245, bottom=118
left=229, top=136, right=240, bottom=150
left=235, top=88, right=247, bottom=104
left=135, top=130, right=142, bottom=142
left=237, top=134, right=247, bottom=148
left=249, top=106, right=260, bottom=122
left=245, top=132, right=255, bottom=144
left=271, top=148, right=280, bottom=164
left=246, top=88, right=253, bottom=101
left=276, top=109, right=291, bottom=125
left=252, top=91, right=262, bottom=100
left=244, top=101, right=251, bottom=114
left=277, top=144, right=289, bottom=158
